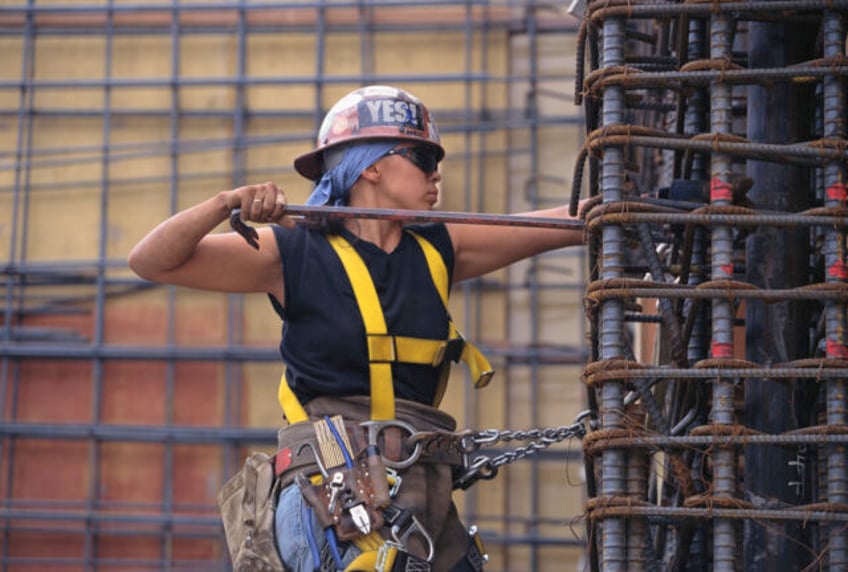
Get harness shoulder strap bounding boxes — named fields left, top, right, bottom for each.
left=406, top=230, right=448, bottom=306
left=276, top=234, right=395, bottom=423
left=407, top=231, right=494, bottom=399
left=327, top=234, right=397, bottom=421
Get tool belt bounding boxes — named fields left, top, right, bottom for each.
left=275, top=395, right=483, bottom=570
left=274, top=395, right=467, bottom=489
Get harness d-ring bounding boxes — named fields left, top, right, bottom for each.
left=360, top=419, right=423, bottom=470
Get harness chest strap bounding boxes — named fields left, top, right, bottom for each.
left=277, top=231, right=494, bottom=423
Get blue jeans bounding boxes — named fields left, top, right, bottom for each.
left=275, top=483, right=361, bottom=572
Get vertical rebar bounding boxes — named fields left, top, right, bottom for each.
left=682, top=19, right=711, bottom=565
left=224, top=12, right=250, bottom=565
left=525, top=8, right=544, bottom=571
left=161, top=5, right=181, bottom=568
left=822, top=10, right=848, bottom=569
left=86, top=2, right=117, bottom=569
left=682, top=21, right=713, bottom=566
left=599, top=16, right=629, bottom=572
left=626, top=407, right=648, bottom=571
left=1, top=2, right=35, bottom=567
left=708, top=13, right=739, bottom=572
left=462, top=0, right=479, bottom=535
left=684, top=18, right=709, bottom=184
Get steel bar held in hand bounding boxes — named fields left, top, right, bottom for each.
left=230, top=205, right=584, bottom=249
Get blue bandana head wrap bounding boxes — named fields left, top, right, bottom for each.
left=305, top=141, right=398, bottom=206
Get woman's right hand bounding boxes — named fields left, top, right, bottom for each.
left=129, top=181, right=287, bottom=295
left=222, top=181, right=292, bottom=226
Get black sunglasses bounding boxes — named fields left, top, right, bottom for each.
left=384, top=145, right=440, bottom=175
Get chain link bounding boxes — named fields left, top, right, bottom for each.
left=453, top=420, right=588, bottom=490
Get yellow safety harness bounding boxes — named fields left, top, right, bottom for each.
left=275, top=230, right=493, bottom=571
left=277, top=229, right=494, bottom=425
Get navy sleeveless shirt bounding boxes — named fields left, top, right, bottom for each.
left=270, top=223, right=455, bottom=406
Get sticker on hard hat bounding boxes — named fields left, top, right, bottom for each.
left=358, top=99, right=425, bottom=132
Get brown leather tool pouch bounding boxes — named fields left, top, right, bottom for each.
left=218, top=451, right=288, bottom=572
left=295, top=459, right=387, bottom=542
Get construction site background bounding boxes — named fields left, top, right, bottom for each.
left=0, top=2, right=589, bottom=571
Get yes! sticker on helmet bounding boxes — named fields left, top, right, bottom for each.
left=358, top=99, right=425, bottom=132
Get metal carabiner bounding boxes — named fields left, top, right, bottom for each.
left=360, top=419, right=424, bottom=470
left=383, top=505, right=435, bottom=563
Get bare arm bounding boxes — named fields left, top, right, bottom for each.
left=128, top=182, right=290, bottom=300
left=447, top=204, right=585, bottom=283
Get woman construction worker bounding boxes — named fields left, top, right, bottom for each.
left=129, top=85, right=585, bottom=571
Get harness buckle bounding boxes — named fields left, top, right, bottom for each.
left=368, top=334, right=398, bottom=363
left=375, top=541, right=403, bottom=572
left=432, top=337, right=465, bottom=367
left=375, top=540, right=432, bottom=572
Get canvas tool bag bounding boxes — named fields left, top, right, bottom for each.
left=218, top=450, right=288, bottom=572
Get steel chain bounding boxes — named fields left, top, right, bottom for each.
left=453, top=419, right=588, bottom=490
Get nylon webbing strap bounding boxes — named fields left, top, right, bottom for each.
left=408, top=231, right=494, bottom=395
left=345, top=532, right=387, bottom=570
left=278, top=371, right=308, bottom=423
left=407, top=231, right=448, bottom=306
left=327, top=234, right=396, bottom=420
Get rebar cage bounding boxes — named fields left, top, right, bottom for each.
left=577, top=1, right=848, bottom=570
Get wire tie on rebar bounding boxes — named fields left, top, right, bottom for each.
left=799, top=281, right=848, bottom=296
left=777, top=357, right=848, bottom=373
left=691, top=357, right=759, bottom=372
left=583, top=200, right=692, bottom=234
left=581, top=358, right=644, bottom=387
left=810, top=501, right=848, bottom=515
left=794, top=502, right=848, bottom=524
left=688, top=423, right=762, bottom=438
left=581, top=427, right=649, bottom=456
left=806, top=137, right=848, bottom=163
left=584, top=494, right=650, bottom=521
left=683, top=493, right=753, bottom=511
left=800, top=54, right=848, bottom=70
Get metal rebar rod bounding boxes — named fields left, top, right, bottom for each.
left=822, top=10, right=848, bottom=569
left=598, top=14, right=630, bottom=572
left=708, top=12, right=739, bottom=571
left=681, top=22, right=712, bottom=566
left=588, top=504, right=848, bottom=523
left=585, top=432, right=848, bottom=449
left=280, top=204, right=585, bottom=230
